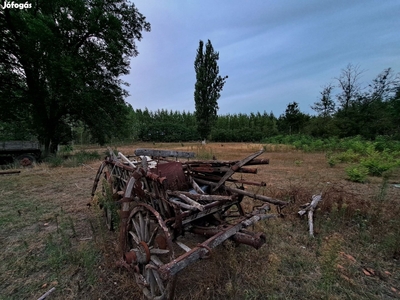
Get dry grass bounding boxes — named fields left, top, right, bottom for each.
left=1, top=142, right=400, bottom=299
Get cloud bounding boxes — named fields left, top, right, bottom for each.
left=124, top=0, right=400, bottom=116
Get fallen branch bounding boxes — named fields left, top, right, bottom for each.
left=0, top=170, right=21, bottom=176
left=37, top=287, right=56, bottom=300
left=81, top=163, right=94, bottom=170
left=298, top=194, right=322, bottom=237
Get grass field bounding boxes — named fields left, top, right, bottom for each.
left=1, top=142, right=399, bottom=299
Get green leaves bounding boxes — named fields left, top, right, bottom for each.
left=194, top=39, right=228, bottom=140
left=0, top=0, right=150, bottom=152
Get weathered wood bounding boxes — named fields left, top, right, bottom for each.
left=191, top=173, right=266, bottom=186
left=118, top=152, right=136, bottom=168
left=298, top=194, right=322, bottom=237
left=135, top=148, right=195, bottom=158
left=37, top=287, right=56, bottom=300
left=189, top=176, right=205, bottom=194
left=0, top=170, right=21, bottom=175
left=190, top=166, right=258, bottom=174
left=185, top=158, right=269, bottom=166
left=212, top=150, right=264, bottom=192
left=0, top=141, right=39, bottom=151
left=167, top=191, right=205, bottom=211
left=173, top=191, right=234, bottom=202
left=298, top=194, right=322, bottom=216
left=168, top=198, right=197, bottom=211
left=194, top=178, right=288, bottom=207
left=159, top=212, right=269, bottom=278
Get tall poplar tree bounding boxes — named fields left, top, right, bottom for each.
left=194, top=39, right=227, bottom=141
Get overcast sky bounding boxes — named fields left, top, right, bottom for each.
left=123, top=0, right=400, bottom=117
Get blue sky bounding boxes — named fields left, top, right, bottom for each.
left=123, top=0, right=400, bottom=116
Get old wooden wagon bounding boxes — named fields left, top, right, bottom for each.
left=91, top=148, right=287, bottom=300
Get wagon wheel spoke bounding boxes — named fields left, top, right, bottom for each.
left=138, top=210, right=146, bottom=241
left=144, top=213, right=150, bottom=242
left=132, top=218, right=142, bottom=241
left=148, top=225, right=159, bottom=246
left=126, top=204, right=176, bottom=300
left=147, top=267, right=156, bottom=296
left=129, top=231, right=140, bottom=245
left=151, top=268, right=165, bottom=293
left=150, top=248, right=170, bottom=255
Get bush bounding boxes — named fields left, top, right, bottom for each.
left=360, top=146, right=397, bottom=176
left=332, top=149, right=360, bottom=163
left=346, top=166, right=369, bottom=183
left=44, top=150, right=101, bottom=168
left=44, top=155, right=64, bottom=167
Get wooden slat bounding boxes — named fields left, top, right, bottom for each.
left=135, top=148, right=195, bottom=158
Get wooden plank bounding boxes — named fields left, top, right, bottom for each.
left=190, top=166, right=258, bottom=174
left=195, top=178, right=288, bottom=207
left=135, top=148, right=195, bottom=158
left=0, top=141, right=39, bottom=151
left=159, top=213, right=268, bottom=278
left=212, top=150, right=264, bottom=192
left=0, top=170, right=21, bottom=176
left=167, top=191, right=205, bottom=211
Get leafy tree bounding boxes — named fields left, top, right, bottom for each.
left=279, top=102, right=309, bottom=134
left=194, top=39, right=228, bottom=141
left=0, top=0, right=150, bottom=153
left=312, top=84, right=336, bottom=118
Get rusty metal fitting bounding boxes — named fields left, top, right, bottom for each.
left=139, top=241, right=151, bottom=263
left=124, top=251, right=137, bottom=264
left=197, top=244, right=212, bottom=259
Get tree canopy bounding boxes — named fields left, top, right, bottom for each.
left=194, top=39, right=227, bottom=141
left=0, top=0, right=150, bottom=153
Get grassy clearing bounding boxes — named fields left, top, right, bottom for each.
left=1, top=142, right=400, bottom=299
left=0, top=162, right=105, bottom=299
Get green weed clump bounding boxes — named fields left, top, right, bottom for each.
left=97, top=179, right=119, bottom=230
left=319, top=233, right=342, bottom=292
left=359, top=146, right=399, bottom=177
left=332, top=149, right=360, bottom=163
left=194, top=145, right=214, bottom=160
left=346, top=166, right=369, bottom=183
left=44, top=150, right=101, bottom=167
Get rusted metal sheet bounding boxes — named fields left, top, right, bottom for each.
left=154, top=162, right=188, bottom=190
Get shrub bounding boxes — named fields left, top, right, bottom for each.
left=360, top=157, right=393, bottom=176
left=346, top=165, right=369, bottom=183
left=327, top=157, right=337, bottom=167
left=44, top=155, right=64, bottom=167
left=360, top=146, right=397, bottom=176
left=333, top=149, right=360, bottom=163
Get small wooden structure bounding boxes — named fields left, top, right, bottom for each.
left=91, top=148, right=287, bottom=300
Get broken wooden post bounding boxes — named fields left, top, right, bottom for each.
left=298, top=194, right=322, bottom=237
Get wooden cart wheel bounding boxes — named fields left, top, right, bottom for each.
left=126, top=204, right=176, bottom=300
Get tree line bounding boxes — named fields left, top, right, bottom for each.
left=2, top=64, right=399, bottom=145
left=125, top=65, right=400, bottom=143
left=1, top=0, right=398, bottom=149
